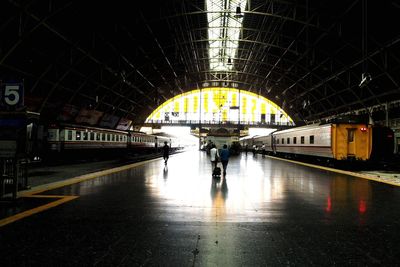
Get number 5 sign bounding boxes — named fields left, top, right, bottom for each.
left=0, top=82, right=24, bottom=110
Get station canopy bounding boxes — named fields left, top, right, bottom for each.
left=0, top=1, right=399, bottom=125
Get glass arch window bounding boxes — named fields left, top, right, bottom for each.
left=146, top=87, right=294, bottom=125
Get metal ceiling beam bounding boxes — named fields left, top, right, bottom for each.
left=288, top=35, right=400, bottom=105
left=1, top=63, right=134, bottom=115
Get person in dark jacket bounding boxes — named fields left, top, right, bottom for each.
left=163, top=141, right=170, bottom=164
left=220, top=144, right=230, bottom=175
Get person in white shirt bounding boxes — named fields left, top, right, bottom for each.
left=210, top=144, right=219, bottom=172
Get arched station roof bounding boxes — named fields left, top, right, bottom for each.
left=0, top=1, right=399, bottom=124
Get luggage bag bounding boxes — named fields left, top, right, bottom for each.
left=213, top=166, right=221, bottom=176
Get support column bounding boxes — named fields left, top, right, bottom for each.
left=385, top=102, right=389, bottom=127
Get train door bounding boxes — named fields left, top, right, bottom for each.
left=272, top=135, right=276, bottom=154
left=347, top=128, right=356, bottom=157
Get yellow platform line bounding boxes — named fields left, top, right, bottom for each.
left=267, top=156, right=400, bottom=187
left=1, top=157, right=161, bottom=227
left=0, top=195, right=78, bottom=227
left=20, top=157, right=160, bottom=197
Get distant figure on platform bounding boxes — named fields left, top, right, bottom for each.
left=261, top=143, right=266, bottom=157
left=163, top=141, right=170, bottom=164
left=252, top=145, right=257, bottom=156
left=220, top=144, right=230, bottom=175
left=210, top=144, right=219, bottom=172
left=245, top=144, right=249, bottom=155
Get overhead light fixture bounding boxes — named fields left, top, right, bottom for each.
left=359, top=72, right=372, bottom=88
left=234, top=6, right=244, bottom=18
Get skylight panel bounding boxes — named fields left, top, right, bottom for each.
left=206, top=0, right=247, bottom=71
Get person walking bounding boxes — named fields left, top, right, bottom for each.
left=210, top=144, right=219, bottom=172
left=163, top=141, right=170, bottom=164
left=220, top=144, right=230, bottom=175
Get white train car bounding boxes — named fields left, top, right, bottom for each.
left=48, top=125, right=128, bottom=152
left=47, top=124, right=181, bottom=154
left=247, top=122, right=394, bottom=161
left=272, top=124, right=332, bottom=158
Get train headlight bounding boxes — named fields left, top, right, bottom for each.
left=360, top=127, right=367, bottom=132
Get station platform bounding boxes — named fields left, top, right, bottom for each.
left=1, top=150, right=400, bottom=266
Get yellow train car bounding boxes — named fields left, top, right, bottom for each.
left=331, top=124, right=372, bottom=160
left=249, top=122, right=393, bottom=161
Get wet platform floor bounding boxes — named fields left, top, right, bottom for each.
left=1, top=151, right=400, bottom=266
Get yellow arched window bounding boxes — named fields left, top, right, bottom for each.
left=146, top=88, right=294, bottom=125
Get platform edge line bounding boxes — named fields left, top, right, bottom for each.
left=0, top=195, right=79, bottom=228
left=20, top=157, right=161, bottom=196
left=267, top=156, right=400, bottom=187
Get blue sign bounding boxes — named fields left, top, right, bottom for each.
left=0, top=82, right=24, bottom=110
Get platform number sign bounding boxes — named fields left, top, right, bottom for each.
left=0, top=82, right=24, bottom=110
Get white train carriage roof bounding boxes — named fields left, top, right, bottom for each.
left=272, top=123, right=332, bottom=136
left=52, top=123, right=129, bottom=135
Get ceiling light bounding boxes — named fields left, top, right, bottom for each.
left=234, top=6, right=244, bottom=18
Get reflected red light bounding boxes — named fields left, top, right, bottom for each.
left=325, top=196, right=331, bottom=212
left=359, top=200, right=367, bottom=213
left=387, top=134, right=393, bottom=138
left=360, top=127, right=367, bottom=132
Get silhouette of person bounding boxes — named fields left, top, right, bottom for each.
left=220, top=144, right=230, bottom=175
left=163, top=141, right=170, bottom=164
left=210, top=144, right=219, bottom=172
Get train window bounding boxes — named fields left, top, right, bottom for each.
left=282, top=138, right=284, bottom=144
left=67, top=130, right=72, bottom=140
left=90, top=132, right=95, bottom=141
left=112, top=135, right=115, bottom=141
left=287, top=138, right=290, bottom=144
left=83, top=132, right=88, bottom=140
left=96, top=133, right=100, bottom=141
left=301, top=136, right=305, bottom=144
left=293, top=137, right=297, bottom=144
left=310, top=135, right=314, bottom=144
left=76, top=131, right=81, bottom=140
left=276, top=139, right=279, bottom=144
left=106, top=134, right=110, bottom=141
left=101, top=133, right=105, bottom=141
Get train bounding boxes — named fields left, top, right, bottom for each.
left=46, top=123, right=182, bottom=158
left=241, top=122, right=394, bottom=162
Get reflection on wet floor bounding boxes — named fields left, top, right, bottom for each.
left=2, top=150, right=400, bottom=266
left=122, top=150, right=382, bottom=224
